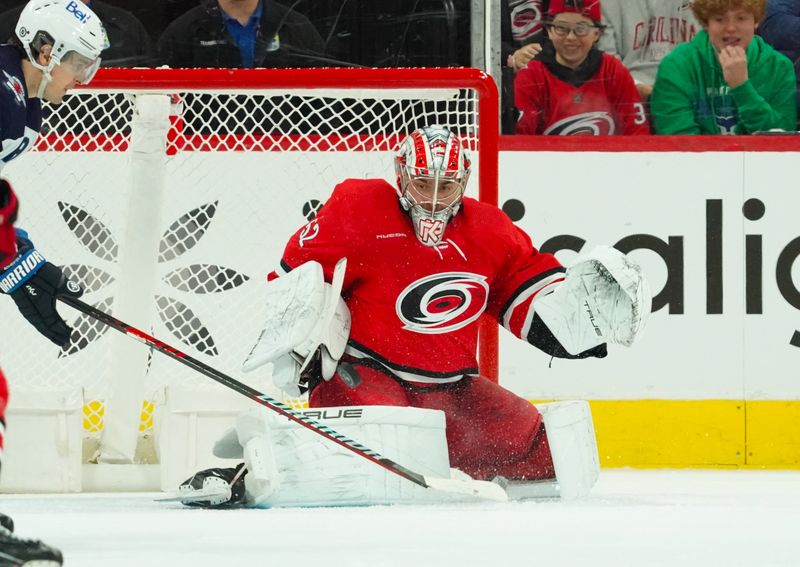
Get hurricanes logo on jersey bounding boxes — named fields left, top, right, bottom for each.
left=510, top=0, right=544, bottom=42
left=396, top=272, right=489, bottom=334
left=543, top=111, right=615, bottom=135
left=2, top=71, right=25, bottom=107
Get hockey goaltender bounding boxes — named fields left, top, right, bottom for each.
left=174, top=125, right=651, bottom=508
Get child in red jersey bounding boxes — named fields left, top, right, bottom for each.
left=515, top=0, right=651, bottom=135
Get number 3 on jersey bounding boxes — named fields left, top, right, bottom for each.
left=632, top=103, right=647, bottom=126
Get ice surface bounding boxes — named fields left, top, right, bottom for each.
left=1, top=469, right=798, bottom=566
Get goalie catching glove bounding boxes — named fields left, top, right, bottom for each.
left=534, top=245, right=651, bottom=356
left=242, top=258, right=351, bottom=396
left=0, top=229, right=83, bottom=347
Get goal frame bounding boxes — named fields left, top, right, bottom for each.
left=1, top=66, right=501, bottom=492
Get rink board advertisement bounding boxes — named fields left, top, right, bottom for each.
left=500, top=144, right=800, bottom=467
left=501, top=149, right=798, bottom=400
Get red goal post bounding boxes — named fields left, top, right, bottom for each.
left=0, top=67, right=499, bottom=484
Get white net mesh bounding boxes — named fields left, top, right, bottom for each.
left=0, top=69, right=495, bottom=463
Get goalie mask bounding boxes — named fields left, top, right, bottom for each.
left=16, top=0, right=109, bottom=98
left=394, top=126, right=471, bottom=247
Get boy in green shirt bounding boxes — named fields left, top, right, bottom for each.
left=651, top=0, right=797, bottom=134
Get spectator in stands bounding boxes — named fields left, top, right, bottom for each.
left=651, top=0, right=797, bottom=134
left=759, top=0, right=800, bottom=124
left=514, top=0, right=650, bottom=135
left=597, top=0, right=699, bottom=100
left=0, top=0, right=153, bottom=67
left=759, top=0, right=800, bottom=61
left=504, top=0, right=550, bottom=72
left=158, top=0, right=325, bottom=69
left=501, top=0, right=550, bottom=133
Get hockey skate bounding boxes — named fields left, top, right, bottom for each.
left=0, top=525, right=63, bottom=567
left=0, top=513, right=13, bottom=533
left=175, top=463, right=248, bottom=508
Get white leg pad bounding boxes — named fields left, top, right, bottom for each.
left=538, top=400, right=600, bottom=500
left=242, top=435, right=280, bottom=501
left=230, top=405, right=481, bottom=507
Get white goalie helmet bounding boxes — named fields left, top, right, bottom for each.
left=394, top=125, right=472, bottom=247
left=15, top=0, right=109, bottom=93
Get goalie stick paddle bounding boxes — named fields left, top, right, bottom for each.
left=58, top=295, right=507, bottom=503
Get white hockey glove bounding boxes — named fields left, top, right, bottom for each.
left=242, top=258, right=350, bottom=397
left=534, top=246, right=651, bottom=356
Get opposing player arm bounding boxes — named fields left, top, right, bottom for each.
left=242, top=258, right=351, bottom=397
left=0, top=227, right=84, bottom=347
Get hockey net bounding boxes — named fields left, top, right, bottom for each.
left=0, top=67, right=499, bottom=470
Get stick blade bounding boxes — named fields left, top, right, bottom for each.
left=423, top=475, right=508, bottom=502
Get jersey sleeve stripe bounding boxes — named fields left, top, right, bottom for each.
left=498, top=266, right=566, bottom=321
left=501, top=270, right=565, bottom=338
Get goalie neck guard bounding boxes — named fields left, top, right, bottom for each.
left=394, top=125, right=471, bottom=247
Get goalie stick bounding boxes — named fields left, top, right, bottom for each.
left=58, top=295, right=507, bottom=503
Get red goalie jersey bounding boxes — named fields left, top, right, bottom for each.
left=515, top=51, right=650, bottom=135
left=274, top=178, right=567, bottom=384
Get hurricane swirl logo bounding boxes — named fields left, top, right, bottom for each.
left=396, top=272, right=489, bottom=334
left=543, top=112, right=615, bottom=136
left=510, top=1, right=544, bottom=41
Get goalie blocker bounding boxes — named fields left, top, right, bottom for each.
left=174, top=401, right=599, bottom=507
left=242, top=258, right=351, bottom=396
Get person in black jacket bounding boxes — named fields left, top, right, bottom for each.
left=0, top=0, right=152, bottom=67
left=158, top=0, right=325, bottom=68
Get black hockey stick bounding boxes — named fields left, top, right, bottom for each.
left=58, top=295, right=506, bottom=501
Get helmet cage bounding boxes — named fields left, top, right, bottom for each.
left=394, top=126, right=472, bottom=247
left=397, top=165, right=468, bottom=217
